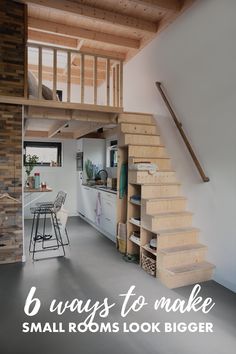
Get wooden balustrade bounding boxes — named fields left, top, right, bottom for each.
left=156, top=82, right=210, bottom=183
left=27, top=43, right=123, bottom=108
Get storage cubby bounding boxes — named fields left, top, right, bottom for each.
left=141, top=228, right=157, bottom=257
left=141, top=248, right=156, bottom=277
left=127, top=182, right=141, bottom=255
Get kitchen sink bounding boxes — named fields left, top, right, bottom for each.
left=93, top=185, right=117, bottom=194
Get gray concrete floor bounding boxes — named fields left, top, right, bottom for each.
left=0, top=216, right=235, bottom=354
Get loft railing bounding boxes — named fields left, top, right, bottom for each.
left=27, top=42, right=123, bottom=108
left=156, top=82, right=209, bottom=183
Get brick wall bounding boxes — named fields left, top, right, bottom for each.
left=0, top=0, right=26, bottom=96
left=0, top=0, right=26, bottom=264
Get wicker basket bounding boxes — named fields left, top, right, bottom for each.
left=142, top=253, right=156, bottom=276
left=117, top=237, right=126, bottom=254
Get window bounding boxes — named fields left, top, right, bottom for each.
left=24, top=141, right=62, bottom=167
left=110, top=140, right=118, bottom=167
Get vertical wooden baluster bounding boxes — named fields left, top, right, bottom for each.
left=81, top=53, right=84, bottom=103
left=38, top=46, right=42, bottom=99
left=113, top=66, right=116, bottom=107
left=116, top=63, right=120, bottom=107
left=94, top=56, right=97, bottom=105
left=119, top=61, right=123, bottom=108
left=106, top=58, right=110, bottom=106
left=67, top=51, right=71, bottom=102
left=53, top=48, right=57, bottom=100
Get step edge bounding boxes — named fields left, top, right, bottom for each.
left=129, top=157, right=171, bottom=160
left=120, top=122, right=157, bottom=127
left=163, top=262, right=215, bottom=275
left=159, top=243, right=207, bottom=255
left=121, top=111, right=154, bottom=117
left=157, top=227, right=200, bottom=235
left=143, top=196, right=187, bottom=201
left=146, top=211, right=194, bottom=217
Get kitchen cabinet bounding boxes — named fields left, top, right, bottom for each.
left=100, top=192, right=117, bottom=242
left=79, top=186, right=117, bottom=242
left=80, top=186, right=96, bottom=222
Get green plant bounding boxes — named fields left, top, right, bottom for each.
left=25, top=154, right=39, bottom=177
left=85, top=159, right=94, bottom=180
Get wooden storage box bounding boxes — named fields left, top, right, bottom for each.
left=129, top=170, right=177, bottom=184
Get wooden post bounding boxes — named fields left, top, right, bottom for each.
left=119, top=61, right=123, bottom=108
left=113, top=66, right=116, bottom=107
left=53, top=48, right=57, bottom=100
left=94, top=56, right=97, bottom=105
left=80, top=53, right=84, bottom=103
left=38, top=46, right=42, bottom=99
left=67, top=51, right=71, bottom=102
left=24, top=4, right=28, bottom=99
left=106, top=58, right=110, bottom=106
left=116, top=63, right=120, bottom=107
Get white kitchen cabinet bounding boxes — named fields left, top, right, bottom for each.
left=79, top=186, right=117, bottom=242
left=80, top=186, right=96, bottom=222
left=100, top=191, right=117, bottom=242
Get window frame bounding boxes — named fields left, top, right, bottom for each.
left=24, top=141, right=62, bottom=167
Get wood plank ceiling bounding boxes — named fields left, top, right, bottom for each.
left=18, top=0, right=196, bottom=139
left=23, top=0, right=196, bottom=62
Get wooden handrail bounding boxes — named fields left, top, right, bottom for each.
left=156, top=82, right=209, bottom=182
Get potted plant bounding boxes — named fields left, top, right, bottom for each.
left=25, top=154, right=39, bottom=188
left=85, top=159, right=95, bottom=185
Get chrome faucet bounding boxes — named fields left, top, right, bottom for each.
left=97, top=169, right=108, bottom=184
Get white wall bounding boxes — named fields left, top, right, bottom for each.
left=24, top=139, right=77, bottom=218
left=123, top=0, right=236, bottom=292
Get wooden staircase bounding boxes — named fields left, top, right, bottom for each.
left=118, top=112, right=215, bottom=289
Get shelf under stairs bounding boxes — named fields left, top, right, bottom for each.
left=118, top=112, right=215, bottom=289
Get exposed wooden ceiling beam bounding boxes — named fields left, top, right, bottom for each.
left=22, top=0, right=157, bottom=32
left=25, top=130, right=49, bottom=138
left=25, top=130, right=74, bottom=139
left=129, top=0, right=180, bottom=11
left=79, top=46, right=126, bottom=61
left=28, top=41, right=126, bottom=61
left=71, top=111, right=117, bottom=124
left=48, top=120, right=68, bottom=138
left=26, top=107, right=118, bottom=123
left=28, top=29, right=78, bottom=48
left=73, top=123, right=103, bottom=139
left=28, top=17, right=140, bottom=49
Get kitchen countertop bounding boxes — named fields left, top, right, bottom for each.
left=82, top=184, right=117, bottom=195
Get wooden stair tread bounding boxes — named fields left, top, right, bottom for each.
left=160, top=243, right=207, bottom=255
left=131, top=182, right=181, bottom=186
left=150, top=211, right=193, bottom=218
left=143, top=196, right=186, bottom=201
left=129, top=144, right=165, bottom=148
left=121, top=122, right=157, bottom=127
left=122, top=111, right=154, bottom=117
left=166, top=261, right=215, bottom=275
left=123, top=132, right=158, bottom=136
left=154, top=227, right=200, bottom=235
left=130, top=156, right=171, bottom=160
left=130, top=169, right=175, bottom=172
